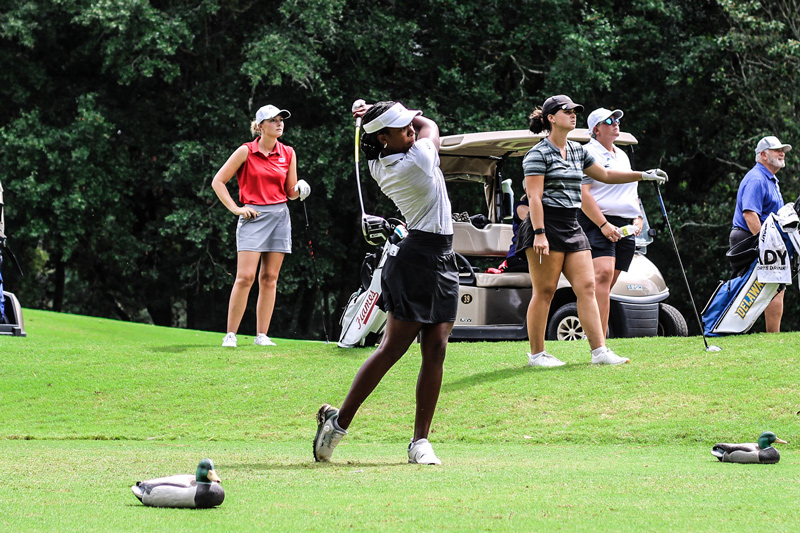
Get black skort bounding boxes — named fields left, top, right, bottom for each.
left=577, top=212, right=636, bottom=272
left=380, top=230, right=459, bottom=324
left=516, top=206, right=590, bottom=255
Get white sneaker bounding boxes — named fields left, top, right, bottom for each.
left=408, top=438, right=442, bottom=465
left=528, top=352, right=566, bottom=367
left=313, top=404, right=347, bottom=462
left=221, top=332, right=237, bottom=347
left=254, top=333, right=276, bottom=346
left=591, top=347, right=629, bottom=365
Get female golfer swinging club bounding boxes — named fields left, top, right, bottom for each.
left=313, top=101, right=457, bottom=465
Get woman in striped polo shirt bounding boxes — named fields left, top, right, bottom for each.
left=517, top=95, right=667, bottom=367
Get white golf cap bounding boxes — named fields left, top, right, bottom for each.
left=587, top=107, right=624, bottom=132
left=755, top=135, right=791, bottom=155
left=363, top=102, right=422, bottom=134
left=255, top=105, right=291, bottom=123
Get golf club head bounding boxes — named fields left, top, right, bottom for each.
left=706, top=345, right=722, bottom=352
left=361, top=214, right=390, bottom=246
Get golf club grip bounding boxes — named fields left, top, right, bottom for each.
left=354, top=125, right=360, bottom=164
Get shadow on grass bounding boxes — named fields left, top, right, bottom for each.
left=149, top=344, right=214, bottom=353
left=224, top=461, right=410, bottom=471
left=442, top=363, right=584, bottom=392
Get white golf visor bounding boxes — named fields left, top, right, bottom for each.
left=363, top=103, right=422, bottom=134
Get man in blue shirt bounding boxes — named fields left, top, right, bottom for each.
left=730, top=135, right=792, bottom=332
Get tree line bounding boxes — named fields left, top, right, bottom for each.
left=1, top=0, right=798, bottom=337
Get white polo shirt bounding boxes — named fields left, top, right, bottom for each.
left=368, top=138, right=453, bottom=235
left=581, top=138, right=641, bottom=219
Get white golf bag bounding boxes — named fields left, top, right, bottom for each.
left=338, top=219, right=407, bottom=348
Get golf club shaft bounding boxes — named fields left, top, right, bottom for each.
left=352, top=99, right=367, bottom=216
left=653, top=183, right=709, bottom=348
left=354, top=122, right=366, bottom=216
left=303, top=201, right=330, bottom=343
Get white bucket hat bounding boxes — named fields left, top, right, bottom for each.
left=255, top=105, right=291, bottom=123
left=363, top=102, right=422, bottom=134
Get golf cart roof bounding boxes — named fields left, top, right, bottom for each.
left=439, top=128, right=638, bottom=158
left=438, top=129, right=639, bottom=223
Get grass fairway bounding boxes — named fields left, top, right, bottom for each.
left=2, top=310, right=799, bottom=531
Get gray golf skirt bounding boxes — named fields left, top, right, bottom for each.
left=516, top=206, right=590, bottom=255
left=380, top=230, right=459, bottom=324
left=236, top=203, right=292, bottom=253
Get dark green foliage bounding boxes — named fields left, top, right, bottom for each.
left=1, top=0, right=799, bottom=336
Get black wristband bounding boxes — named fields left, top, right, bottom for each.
left=599, top=221, right=608, bottom=228
left=533, top=228, right=546, bottom=235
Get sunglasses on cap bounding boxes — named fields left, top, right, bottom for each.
left=603, top=117, right=621, bottom=125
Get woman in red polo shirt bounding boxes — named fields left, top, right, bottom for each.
left=212, top=104, right=311, bottom=347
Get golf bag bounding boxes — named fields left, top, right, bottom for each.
left=338, top=219, right=407, bottom=348
left=701, top=205, right=800, bottom=336
left=0, top=179, right=26, bottom=336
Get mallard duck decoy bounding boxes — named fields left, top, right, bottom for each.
left=711, top=432, right=788, bottom=464
left=131, top=458, right=225, bottom=508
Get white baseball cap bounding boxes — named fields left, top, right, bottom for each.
left=587, top=108, right=624, bottom=132
left=363, top=102, right=422, bottom=134
left=255, top=105, right=291, bottom=123
left=755, top=135, right=792, bottom=155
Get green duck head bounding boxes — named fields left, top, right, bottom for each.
left=196, top=458, right=221, bottom=484
left=757, top=432, right=788, bottom=449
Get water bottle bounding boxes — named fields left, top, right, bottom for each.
left=619, top=224, right=638, bottom=237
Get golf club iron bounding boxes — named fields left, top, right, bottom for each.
left=351, top=99, right=389, bottom=246
left=653, top=183, right=721, bottom=352
left=302, top=201, right=330, bottom=343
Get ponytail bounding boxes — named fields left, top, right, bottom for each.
left=528, top=108, right=550, bottom=134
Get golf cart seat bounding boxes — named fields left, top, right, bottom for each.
left=453, top=221, right=512, bottom=257
left=0, top=291, right=26, bottom=336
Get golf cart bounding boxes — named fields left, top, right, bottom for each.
left=0, top=179, right=25, bottom=336
left=439, top=129, right=687, bottom=341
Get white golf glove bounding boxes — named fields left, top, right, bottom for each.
left=294, top=179, right=311, bottom=201
left=641, top=168, right=668, bottom=184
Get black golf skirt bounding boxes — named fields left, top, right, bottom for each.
left=380, top=230, right=459, bottom=324
left=516, top=206, right=590, bottom=255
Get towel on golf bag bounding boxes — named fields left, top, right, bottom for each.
left=757, top=216, right=791, bottom=284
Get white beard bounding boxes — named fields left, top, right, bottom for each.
left=766, top=154, right=785, bottom=169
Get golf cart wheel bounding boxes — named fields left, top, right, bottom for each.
left=658, top=303, right=688, bottom=337
left=546, top=303, right=585, bottom=341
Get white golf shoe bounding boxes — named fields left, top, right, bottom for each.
left=591, top=347, right=629, bottom=365
left=528, top=352, right=566, bottom=367
left=408, top=438, right=442, bottom=465
left=313, top=404, right=347, bottom=462
left=221, top=332, right=237, bottom=347
left=254, top=333, right=276, bottom=346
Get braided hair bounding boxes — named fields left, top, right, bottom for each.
left=360, top=101, right=396, bottom=160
